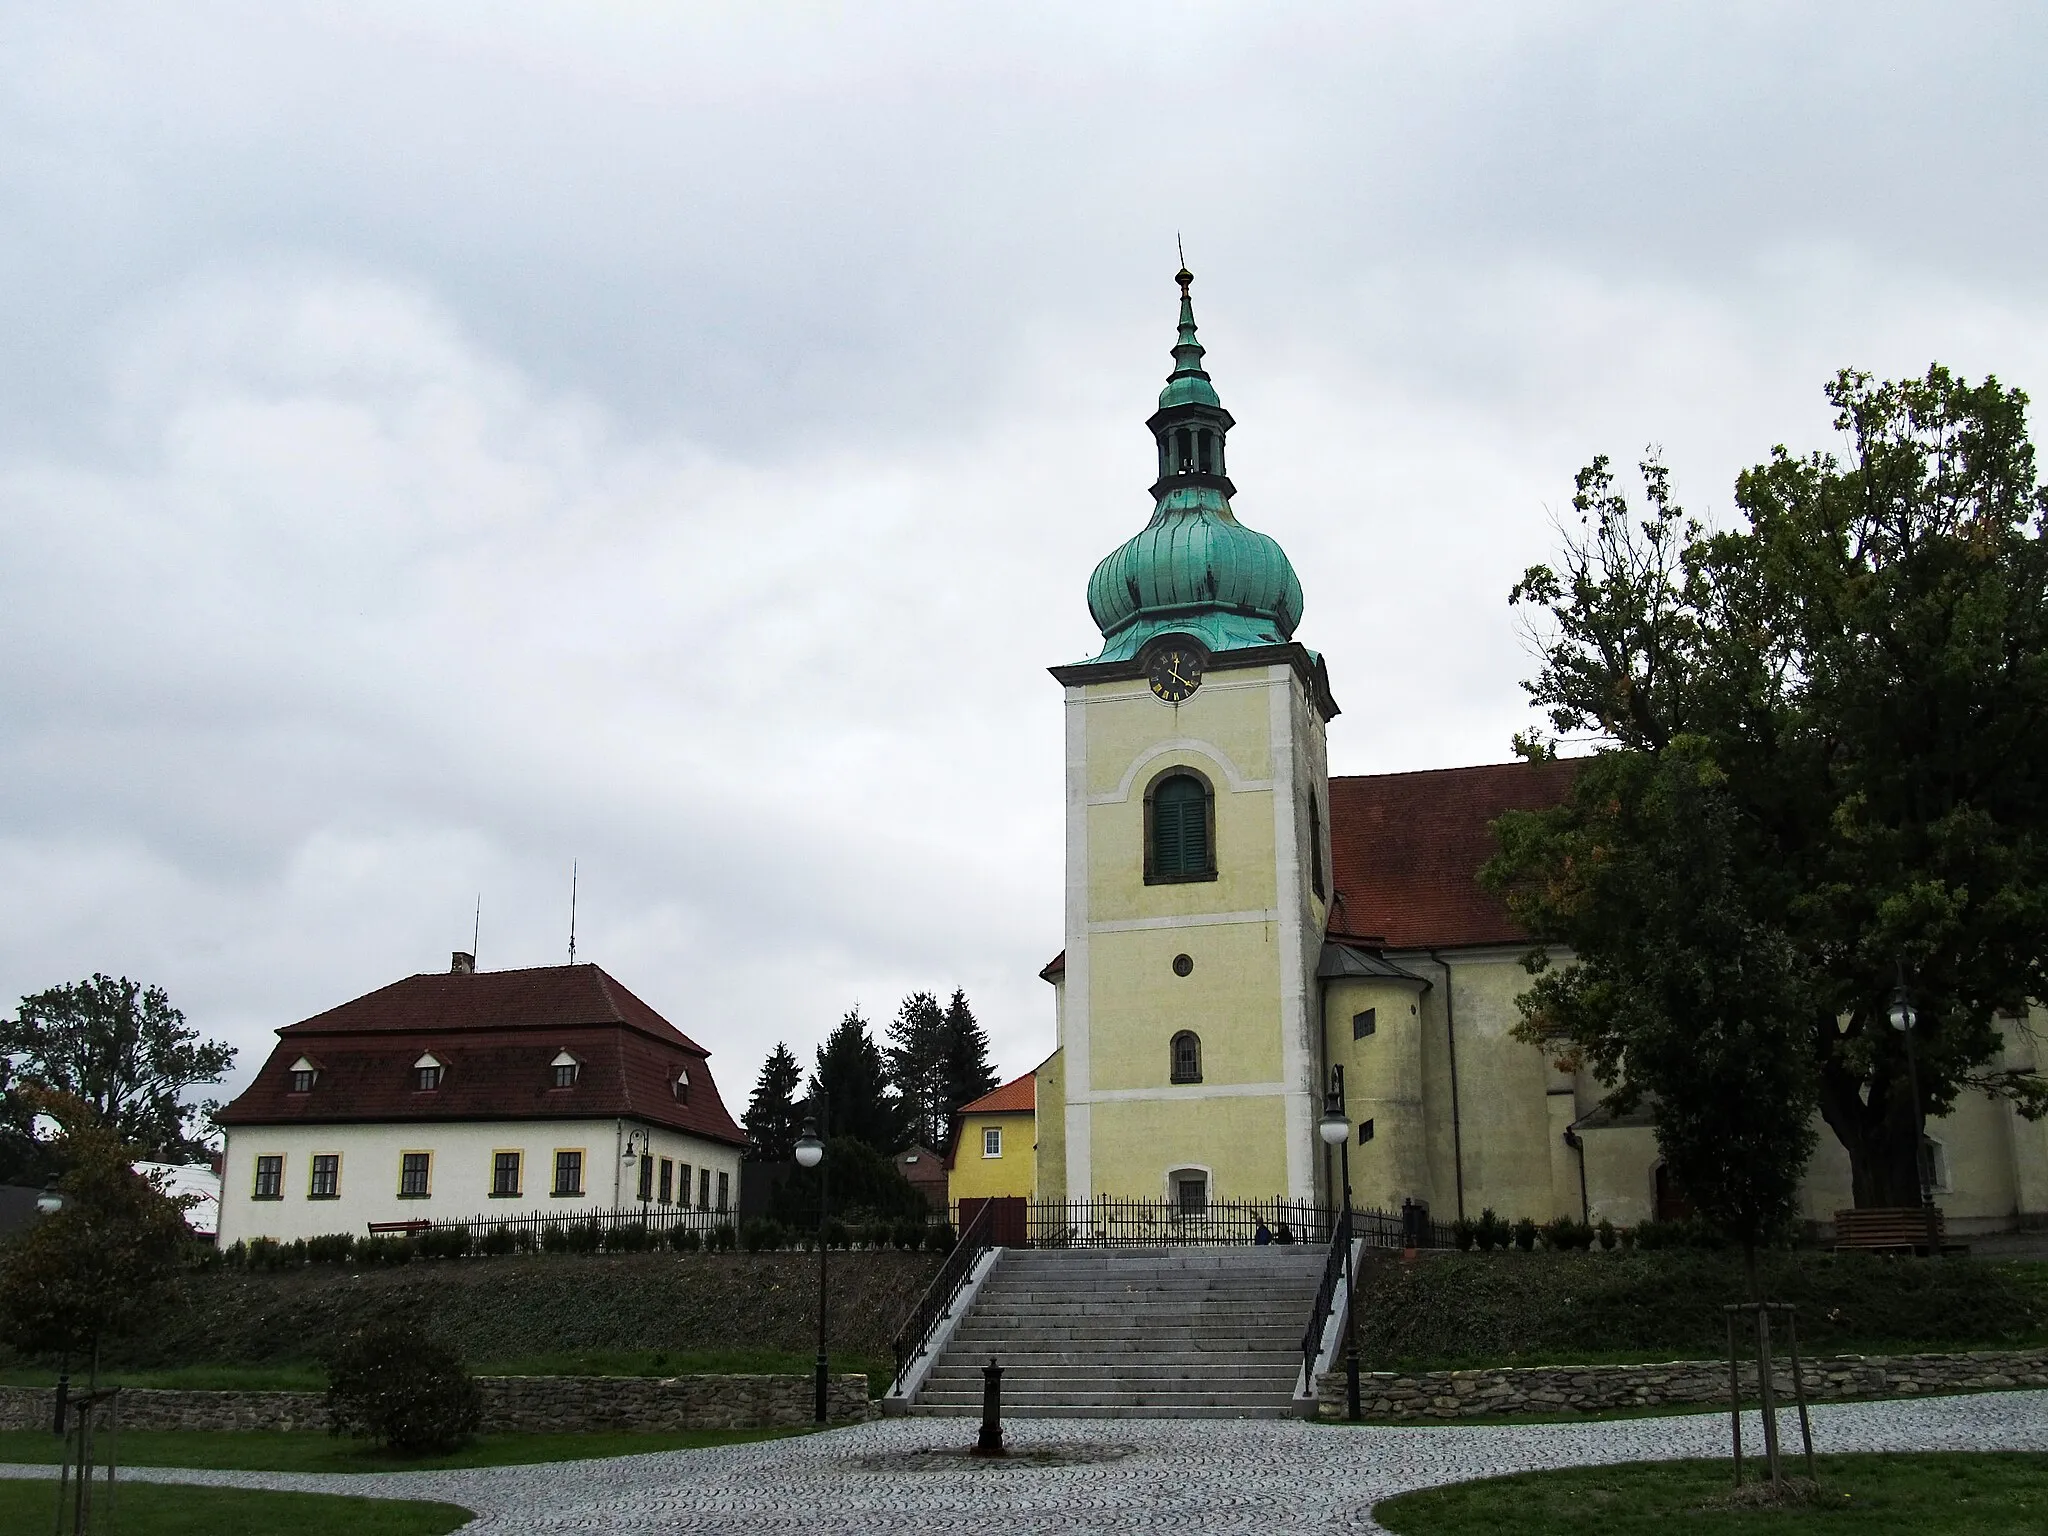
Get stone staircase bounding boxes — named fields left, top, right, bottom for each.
left=906, top=1246, right=1327, bottom=1418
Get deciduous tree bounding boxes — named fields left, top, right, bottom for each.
left=2, top=975, right=234, bottom=1168
left=1493, top=366, right=2048, bottom=1212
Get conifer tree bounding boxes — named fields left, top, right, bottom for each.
left=811, top=1008, right=903, bottom=1152
left=741, top=1042, right=804, bottom=1162
left=885, top=991, right=948, bottom=1150
left=937, top=989, right=999, bottom=1152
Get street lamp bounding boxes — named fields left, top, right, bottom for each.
left=1318, top=1065, right=1362, bottom=1421
left=622, top=1129, right=654, bottom=1232
left=1888, top=972, right=1939, bottom=1255
left=794, top=1103, right=829, bottom=1422
left=34, top=1180, right=63, bottom=1217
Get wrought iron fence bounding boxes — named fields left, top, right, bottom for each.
left=1301, top=1207, right=1353, bottom=1388
left=890, top=1198, right=998, bottom=1390
left=1011, top=1196, right=1450, bottom=1250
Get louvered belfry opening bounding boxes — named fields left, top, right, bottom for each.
left=1148, top=772, right=1214, bottom=882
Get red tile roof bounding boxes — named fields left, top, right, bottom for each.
left=1326, top=760, right=1577, bottom=950
left=216, top=964, right=745, bottom=1146
left=958, top=1074, right=1036, bottom=1116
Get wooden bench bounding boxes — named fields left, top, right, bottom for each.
left=1834, top=1206, right=1952, bottom=1255
left=366, top=1220, right=431, bottom=1236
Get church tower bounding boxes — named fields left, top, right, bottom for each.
left=1038, top=269, right=1338, bottom=1209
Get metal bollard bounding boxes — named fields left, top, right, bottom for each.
left=976, top=1358, right=1004, bottom=1455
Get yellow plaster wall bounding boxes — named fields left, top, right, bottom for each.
left=1034, top=1048, right=1068, bottom=1204
left=948, top=1112, right=1037, bottom=1203
left=1090, top=925, right=1284, bottom=1091
left=1580, top=1124, right=1659, bottom=1226
left=1323, top=978, right=1432, bottom=1211
left=1085, top=1094, right=1291, bottom=1201
left=1081, top=675, right=1274, bottom=798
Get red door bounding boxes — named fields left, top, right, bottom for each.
left=960, top=1196, right=1028, bottom=1246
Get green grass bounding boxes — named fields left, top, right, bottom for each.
left=0, top=1480, right=471, bottom=1535
left=0, top=1348, right=899, bottom=1397
left=0, top=1425, right=814, bottom=1472
left=1373, top=1453, right=2048, bottom=1533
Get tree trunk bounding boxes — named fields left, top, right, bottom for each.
left=1816, top=1052, right=1922, bottom=1207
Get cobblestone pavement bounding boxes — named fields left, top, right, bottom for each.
left=6, top=1390, right=2048, bottom=1534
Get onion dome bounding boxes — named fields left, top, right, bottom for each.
left=1082, top=268, right=1305, bottom=664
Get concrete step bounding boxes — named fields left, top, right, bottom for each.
left=909, top=1403, right=1305, bottom=1419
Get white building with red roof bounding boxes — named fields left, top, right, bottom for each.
left=215, top=957, right=746, bottom=1244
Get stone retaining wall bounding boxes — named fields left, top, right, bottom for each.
left=1317, top=1347, right=2048, bottom=1420
left=0, top=1373, right=871, bottom=1434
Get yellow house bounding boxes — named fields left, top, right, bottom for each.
left=1026, top=266, right=2048, bottom=1235
left=946, top=1072, right=1037, bottom=1205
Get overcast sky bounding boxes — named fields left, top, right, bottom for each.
left=4, top=3, right=2047, bottom=1122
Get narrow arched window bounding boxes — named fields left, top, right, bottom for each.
left=1170, top=1031, right=1202, bottom=1084
left=1175, top=428, right=1193, bottom=472
left=1309, top=793, right=1326, bottom=899
left=1147, top=772, right=1214, bottom=882
left=1197, top=430, right=1213, bottom=474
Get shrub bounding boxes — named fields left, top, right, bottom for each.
left=927, top=1221, right=956, bottom=1255
left=306, top=1233, right=355, bottom=1264
left=823, top=1219, right=851, bottom=1251
left=893, top=1219, right=924, bottom=1252
left=416, top=1225, right=471, bottom=1260
left=1451, top=1218, right=1475, bottom=1252
left=741, top=1220, right=782, bottom=1253
left=711, top=1222, right=737, bottom=1252
left=355, top=1235, right=414, bottom=1267
left=1597, top=1218, right=1618, bottom=1252
left=602, top=1223, right=652, bottom=1254
left=1620, top=1225, right=1638, bottom=1252
left=1473, top=1209, right=1510, bottom=1253
left=325, top=1323, right=482, bottom=1454
left=478, top=1224, right=518, bottom=1257
left=540, top=1223, right=570, bottom=1254
left=670, top=1226, right=701, bottom=1253
left=565, top=1220, right=604, bottom=1254
left=1512, top=1218, right=1539, bottom=1253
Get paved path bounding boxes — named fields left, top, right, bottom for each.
left=7, top=1391, right=2048, bottom=1533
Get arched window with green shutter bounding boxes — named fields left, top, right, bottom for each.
left=1147, top=771, right=1215, bottom=882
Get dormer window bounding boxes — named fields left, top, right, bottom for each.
left=673, top=1067, right=691, bottom=1103
left=288, top=1057, right=319, bottom=1094
left=551, top=1050, right=580, bottom=1090
left=414, top=1052, right=443, bottom=1092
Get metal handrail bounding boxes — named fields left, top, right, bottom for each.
left=1300, top=1205, right=1352, bottom=1390
left=889, top=1199, right=998, bottom=1392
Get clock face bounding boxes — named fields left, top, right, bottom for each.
left=1146, top=645, right=1205, bottom=703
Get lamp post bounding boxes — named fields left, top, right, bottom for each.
left=794, top=1099, right=830, bottom=1422
left=1318, top=1065, right=1361, bottom=1421
left=1887, top=972, right=1939, bottom=1256
left=623, top=1129, right=651, bottom=1223
left=35, top=1180, right=67, bottom=1434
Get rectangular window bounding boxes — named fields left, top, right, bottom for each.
left=1353, top=1008, right=1377, bottom=1040
left=416, top=1065, right=442, bottom=1091
left=638, top=1154, right=655, bottom=1202
left=491, top=1151, right=522, bottom=1198
left=253, top=1155, right=283, bottom=1200
left=309, top=1153, right=340, bottom=1199
left=1176, top=1174, right=1208, bottom=1217
left=1359, top=1118, right=1375, bottom=1144
left=716, top=1171, right=730, bottom=1212
left=659, top=1159, right=674, bottom=1205
left=553, top=1063, right=576, bottom=1088
left=678, top=1164, right=693, bottom=1207
left=982, top=1126, right=1003, bottom=1158
left=289, top=1068, right=316, bottom=1093
left=698, top=1167, right=710, bottom=1209
left=553, top=1149, right=584, bottom=1197
left=399, top=1152, right=431, bottom=1198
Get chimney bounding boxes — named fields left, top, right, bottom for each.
left=451, top=951, right=475, bottom=975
